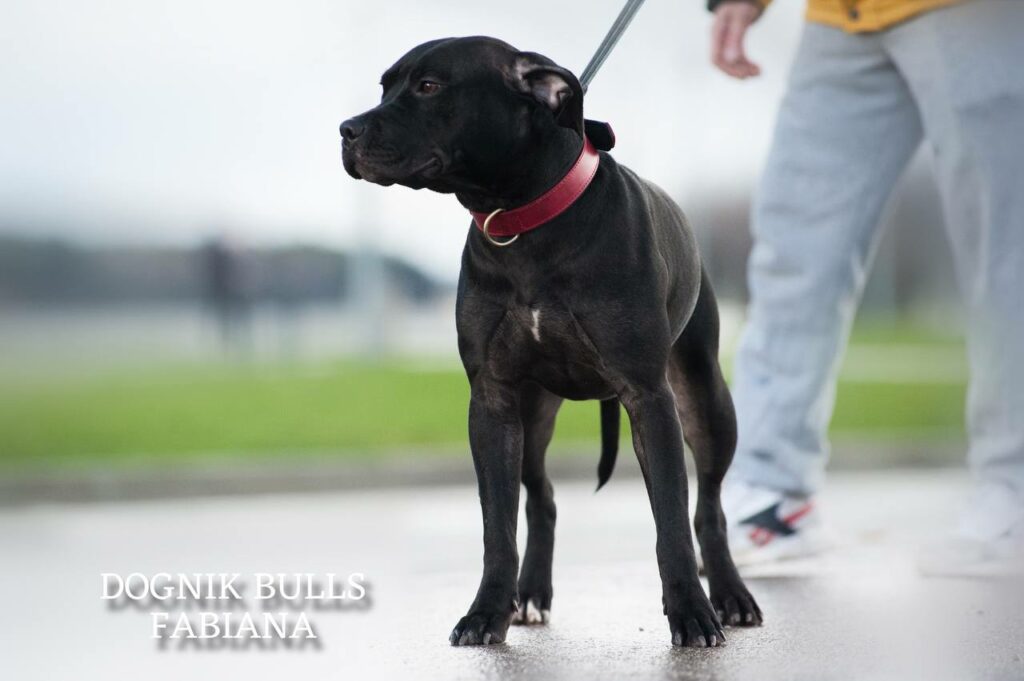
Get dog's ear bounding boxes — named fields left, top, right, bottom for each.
left=508, top=52, right=584, bottom=138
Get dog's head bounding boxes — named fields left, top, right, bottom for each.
left=339, top=37, right=583, bottom=194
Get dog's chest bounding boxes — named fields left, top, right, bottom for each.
left=507, top=303, right=563, bottom=346
left=505, top=302, right=613, bottom=400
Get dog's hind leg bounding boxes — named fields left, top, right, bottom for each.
left=511, top=381, right=562, bottom=626
left=670, top=268, right=762, bottom=627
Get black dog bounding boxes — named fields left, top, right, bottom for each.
left=340, top=36, right=761, bottom=648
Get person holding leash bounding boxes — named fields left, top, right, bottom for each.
left=708, top=0, right=1024, bottom=575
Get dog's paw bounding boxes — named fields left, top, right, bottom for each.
left=668, top=594, right=726, bottom=648
left=449, top=610, right=512, bottom=646
left=710, top=579, right=763, bottom=627
left=510, top=597, right=550, bottom=626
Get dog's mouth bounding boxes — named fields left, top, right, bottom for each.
left=412, top=156, right=443, bottom=179
left=341, top=143, right=443, bottom=187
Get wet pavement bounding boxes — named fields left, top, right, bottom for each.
left=3, top=468, right=1022, bottom=680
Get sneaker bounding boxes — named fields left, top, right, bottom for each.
left=917, top=481, right=1024, bottom=578
left=721, top=479, right=831, bottom=567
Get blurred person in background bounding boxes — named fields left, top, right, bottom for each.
left=203, top=236, right=252, bottom=356
left=706, top=0, right=1024, bottom=575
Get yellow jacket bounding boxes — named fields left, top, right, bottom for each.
left=755, top=0, right=959, bottom=32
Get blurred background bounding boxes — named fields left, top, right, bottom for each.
left=7, top=3, right=1018, bottom=680
left=0, top=0, right=966, bottom=488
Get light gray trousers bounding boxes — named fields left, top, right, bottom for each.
left=730, top=1, right=1024, bottom=497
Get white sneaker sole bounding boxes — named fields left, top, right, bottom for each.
left=729, top=524, right=833, bottom=568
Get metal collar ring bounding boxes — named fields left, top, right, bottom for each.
left=481, top=208, right=518, bottom=247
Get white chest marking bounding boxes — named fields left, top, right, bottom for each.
left=530, top=308, right=542, bottom=342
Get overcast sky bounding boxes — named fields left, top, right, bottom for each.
left=0, top=0, right=804, bottom=280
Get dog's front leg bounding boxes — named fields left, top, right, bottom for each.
left=449, top=376, right=523, bottom=646
left=622, top=381, right=726, bottom=648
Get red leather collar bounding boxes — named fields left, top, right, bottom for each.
left=470, top=136, right=600, bottom=238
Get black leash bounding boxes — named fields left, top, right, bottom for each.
left=579, top=0, right=648, bottom=93
left=577, top=0, right=647, bottom=150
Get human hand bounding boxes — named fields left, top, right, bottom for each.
left=711, top=1, right=763, bottom=79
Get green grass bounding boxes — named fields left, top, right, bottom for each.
left=0, top=328, right=967, bottom=469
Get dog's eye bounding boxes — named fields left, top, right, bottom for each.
left=417, top=80, right=442, bottom=95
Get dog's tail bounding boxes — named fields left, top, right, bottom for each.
left=596, top=398, right=620, bottom=491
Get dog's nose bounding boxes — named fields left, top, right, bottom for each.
left=339, top=118, right=365, bottom=142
